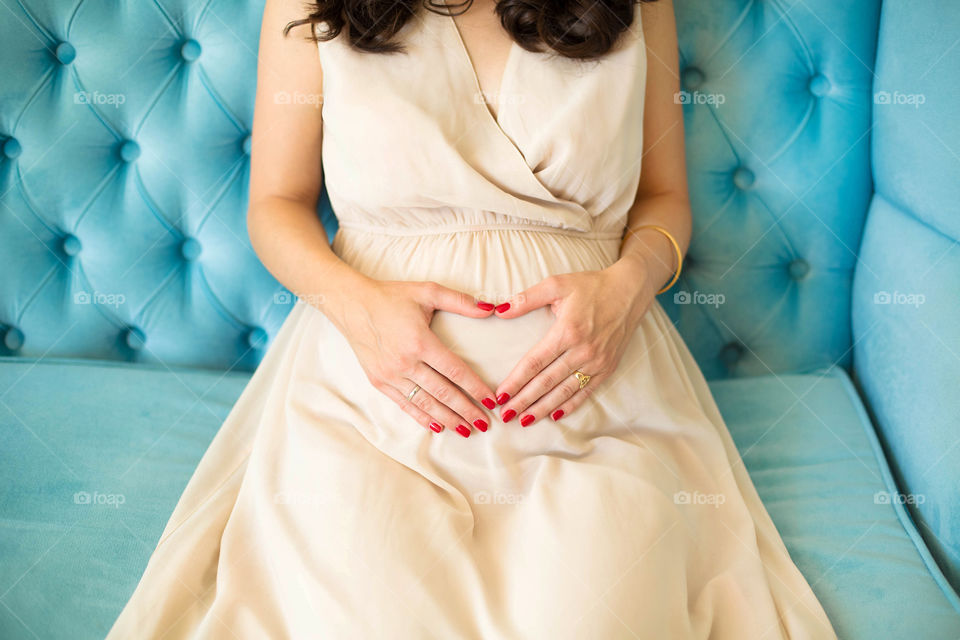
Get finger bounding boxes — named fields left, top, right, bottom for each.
left=379, top=383, right=445, bottom=434
left=494, top=323, right=566, bottom=412
left=394, top=379, right=473, bottom=439
left=422, top=334, right=498, bottom=411
left=543, top=372, right=603, bottom=424
left=418, top=282, right=496, bottom=318
left=515, top=368, right=591, bottom=428
left=499, top=351, right=581, bottom=426
left=493, top=275, right=564, bottom=318
left=412, top=363, right=490, bottom=433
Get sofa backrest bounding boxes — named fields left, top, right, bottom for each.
left=667, top=0, right=881, bottom=379
left=0, top=0, right=881, bottom=376
left=852, top=0, right=960, bottom=590
left=0, top=0, right=336, bottom=372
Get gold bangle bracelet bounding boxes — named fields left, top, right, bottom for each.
left=633, top=224, right=683, bottom=294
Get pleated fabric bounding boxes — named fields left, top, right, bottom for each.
left=107, top=2, right=837, bottom=638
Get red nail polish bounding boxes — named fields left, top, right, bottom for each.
left=551, top=409, right=564, bottom=421
left=429, top=422, right=444, bottom=433
left=496, top=393, right=510, bottom=405
left=482, top=397, right=496, bottom=410
left=502, top=409, right=516, bottom=422
left=520, top=414, right=535, bottom=427
left=473, top=419, right=488, bottom=432
left=495, top=302, right=511, bottom=313
left=455, top=425, right=471, bottom=438
left=477, top=301, right=495, bottom=311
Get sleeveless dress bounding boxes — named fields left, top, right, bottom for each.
left=107, top=3, right=837, bottom=638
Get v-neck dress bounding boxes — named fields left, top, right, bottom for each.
left=106, top=2, right=837, bottom=638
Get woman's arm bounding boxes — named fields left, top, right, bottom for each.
left=612, top=0, right=692, bottom=295
left=246, top=0, right=367, bottom=320
left=246, top=0, right=499, bottom=437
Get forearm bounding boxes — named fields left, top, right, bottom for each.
left=247, top=196, right=374, bottom=325
left=614, top=191, right=692, bottom=294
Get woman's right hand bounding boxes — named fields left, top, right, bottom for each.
left=326, top=278, right=500, bottom=437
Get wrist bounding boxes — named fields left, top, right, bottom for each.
left=603, top=253, right=658, bottom=311
left=619, top=226, right=681, bottom=295
left=298, top=260, right=378, bottom=325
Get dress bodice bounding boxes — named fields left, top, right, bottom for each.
left=314, top=1, right=647, bottom=235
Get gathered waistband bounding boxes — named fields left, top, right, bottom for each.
left=335, top=220, right=626, bottom=241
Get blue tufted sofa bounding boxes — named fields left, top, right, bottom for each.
left=1, top=0, right=958, bottom=638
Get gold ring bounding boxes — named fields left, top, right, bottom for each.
left=573, top=370, right=591, bottom=389
left=406, top=383, right=422, bottom=402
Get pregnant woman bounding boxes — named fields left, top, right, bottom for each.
left=109, top=0, right=836, bottom=637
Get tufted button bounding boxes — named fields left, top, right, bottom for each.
left=180, top=237, right=202, bottom=261
left=123, top=327, right=146, bottom=351
left=788, top=258, right=810, bottom=280
left=3, top=327, right=24, bottom=351
left=60, top=233, right=82, bottom=257
left=3, top=137, right=22, bottom=159
left=180, top=39, right=202, bottom=62
left=119, top=140, right=140, bottom=162
left=720, top=341, right=744, bottom=367
left=808, top=73, right=831, bottom=98
left=681, top=67, right=705, bottom=91
left=733, top=167, right=755, bottom=190
left=242, top=134, right=252, bottom=155
left=55, top=42, right=76, bottom=65
left=246, top=327, right=268, bottom=349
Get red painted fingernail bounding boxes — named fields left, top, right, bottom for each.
left=520, top=414, right=535, bottom=427
left=429, top=421, right=444, bottom=433
left=477, top=301, right=495, bottom=311
left=502, top=409, right=517, bottom=422
left=455, top=425, right=471, bottom=438
left=473, top=418, right=488, bottom=432
left=496, top=393, right=510, bottom=405
left=551, top=409, right=564, bottom=421
left=495, top=302, right=511, bottom=313
left=482, top=397, right=496, bottom=410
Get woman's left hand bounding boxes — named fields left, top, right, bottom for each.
left=492, top=254, right=659, bottom=427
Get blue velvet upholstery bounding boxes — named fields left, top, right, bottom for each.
left=666, top=0, right=880, bottom=380
left=1, top=358, right=958, bottom=639
left=0, top=0, right=336, bottom=371
left=1, top=0, right=959, bottom=638
left=852, top=0, right=960, bottom=591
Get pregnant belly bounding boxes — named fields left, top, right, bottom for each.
left=318, top=225, right=697, bottom=461
left=331, top=225, right=624, bottom=389
left=430, top=306, right=557, bottom=389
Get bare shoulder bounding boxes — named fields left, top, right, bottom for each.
left=249, top=0, right=326, bottom=206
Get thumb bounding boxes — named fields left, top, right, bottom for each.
left=494, top=276, right=563, bottom=318
left=421, top=282, right=495, bottom=318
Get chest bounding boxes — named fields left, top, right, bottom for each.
left=448, top=0, right=518, bottom=120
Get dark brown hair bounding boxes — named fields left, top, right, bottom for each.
left=284, top=0, right=656, bottom=60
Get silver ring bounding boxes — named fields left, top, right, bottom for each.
left=405, top=383, right=422, bottom=402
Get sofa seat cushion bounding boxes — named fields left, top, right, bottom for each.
left=711, top=368, right=960, bottom=638
left=0, top=357, right=958, bottom=638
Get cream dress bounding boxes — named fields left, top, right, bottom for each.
left=107, top=2, right=837, bottom=638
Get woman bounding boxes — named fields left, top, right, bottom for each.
left=108, top=0, right=837, bottom=637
